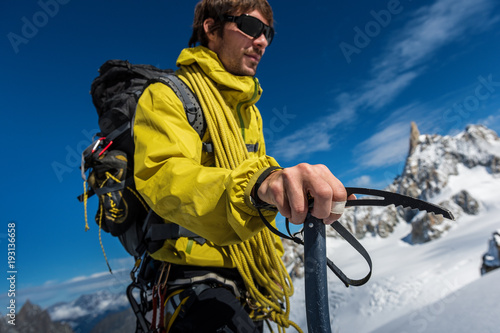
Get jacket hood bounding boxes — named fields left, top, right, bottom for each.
left=176, top=46, right=263, bottom=107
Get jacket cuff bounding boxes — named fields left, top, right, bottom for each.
left=249, top=166, right=283, bottom=211
left=226, top=156, right=280, bottom=217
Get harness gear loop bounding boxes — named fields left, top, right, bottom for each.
left=148, top=262, right=172, bottom=333
left=150, top=284, right=159, bottom=332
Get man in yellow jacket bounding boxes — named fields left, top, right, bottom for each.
left=133, top=0, right=351, bottom=331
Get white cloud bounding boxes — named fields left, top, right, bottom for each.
left=355, top=122, right=410, bottom=168
left=480, top=110, right=500, bottom=131
left=376, top=0, right=482, bottom=72
left=67, top=275, right=88, bottom=283
left=1, top=259, right=134, bottom=309
left=270, top=0, right=497, bottom=164
left=358, top=71, right=420, bottom=109
left=270, top=105, right=356, bottom=161
left=351, top=175, right=373, bottom=187
left=364, top=0, right=496, bottom=110
left=50, top=306, right=88, bottom=321
left=272, top=129, right=331, bottom=161
left=349, top=174, right=395, bottom=189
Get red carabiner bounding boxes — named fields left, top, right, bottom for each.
left=98, top=140, right=113, bottom=156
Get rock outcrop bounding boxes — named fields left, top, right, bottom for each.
left=339, top=124, right=499, bottom=243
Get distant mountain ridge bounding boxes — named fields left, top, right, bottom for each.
left=47, top=290, right=130, bottom=333
left=337, top=123, right=500, bottom=243
left=0, top=300, right=73, bottom=333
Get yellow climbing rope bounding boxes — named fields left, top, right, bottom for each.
left=82, top=168, right=149, bottom=275
left=179, top=64, right=302, bottom=332
left=83, top=180, right=90, bottom=232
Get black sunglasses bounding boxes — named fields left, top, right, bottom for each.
left=223, top=14, right=274, bottom=45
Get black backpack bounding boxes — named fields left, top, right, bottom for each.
left=78, top=59, right=206, bottom=259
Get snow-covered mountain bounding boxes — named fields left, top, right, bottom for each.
left=0, top=300, right=73, bottom=333
left=282, top=123, right=500, bottom=332
left=47, top=290, right=130, bottom=333
left=330, top=123, right=499, bottom=243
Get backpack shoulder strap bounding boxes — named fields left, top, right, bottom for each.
left=146, top=74, right=260, bottom=155
left=146, top=75, right=206, bottom=140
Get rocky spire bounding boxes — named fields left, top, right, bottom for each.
left=409, top=121, right=420, bottom=156
left=338, top=124, right=499, bottom=242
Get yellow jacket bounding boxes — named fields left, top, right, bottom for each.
left=134, top=46, right=283, bottom=267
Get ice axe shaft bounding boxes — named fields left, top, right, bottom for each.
left=304, top=212, right=332, bottom=333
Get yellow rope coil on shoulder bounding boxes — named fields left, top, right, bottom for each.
left=179, top=64, right=302, bottom=332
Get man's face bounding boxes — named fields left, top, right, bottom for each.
left=208, top=10, right=270, bottom=76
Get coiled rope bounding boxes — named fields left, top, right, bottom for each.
left=83, top=171, right=149, bottom=274
left=178, top=64, right=302, bottom=332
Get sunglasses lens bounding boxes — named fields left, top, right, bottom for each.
left=238, top=16, right=263, bottom=38
left=263, top=26, right=274, bottom=45
left=238, top=16, right=274, bottom=45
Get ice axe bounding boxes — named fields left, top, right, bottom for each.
left=257, top=186, right=454, bottom=332
left=302, top=187, right=454, bottom=333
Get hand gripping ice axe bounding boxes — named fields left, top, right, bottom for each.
left=257, top=187, right=455, bottom=333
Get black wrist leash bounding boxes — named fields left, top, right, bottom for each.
left=257, top=206, right=372, bottom=288
left=257, top=186, right=455, bottom=288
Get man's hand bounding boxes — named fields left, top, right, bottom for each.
left=256, top=163, right=355, bottom=225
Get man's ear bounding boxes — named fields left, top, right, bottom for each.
left=203, top=18, right=218, bottom=43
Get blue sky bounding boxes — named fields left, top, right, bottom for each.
left=1, top=0, right=500, bottom=309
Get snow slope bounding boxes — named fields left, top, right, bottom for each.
left=285, top=165, right=500, bottom=333
left=372, top=268, right=500, bottom=333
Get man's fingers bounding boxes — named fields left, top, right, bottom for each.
left=281, top=168, right=309, bottom=224
left=255, top=163, right=351, bottom=225
left=309, top=173, right=347, bottom=221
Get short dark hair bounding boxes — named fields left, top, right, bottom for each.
left=189, top=0, right=274, bottom=47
